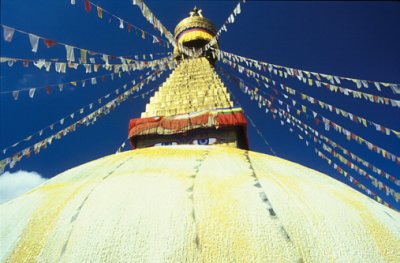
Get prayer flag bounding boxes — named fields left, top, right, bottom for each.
left=28, top=34, right=39, bottom=53
left=97, top=7, right=102, bottom=18
left=84, top=0, right=91, bottom=12
left=3, top=26, right=15, bottom=42
left=12, top=90, right=19, bottom=100
left=29, top=88, right=35, bottom=98
left=44, top=39, right=56, bottom=48
left=390, top=84, right=400, bottom=95
left=80, top=49, right=87, bottom=64
left=153, top=35, right=160, bottom=43
left=119, top=18, right=124, bottom=29
left=46, top=85, right=51, bottom=94
left=65, top=45, right=75, bottom=62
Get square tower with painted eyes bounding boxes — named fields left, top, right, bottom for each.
left=128, top=7, right=249, bottom=149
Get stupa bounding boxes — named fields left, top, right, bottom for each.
left=0, top=8, right=399, bottom=262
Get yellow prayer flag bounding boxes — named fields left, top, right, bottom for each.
left=80, top=49, right=87, bottom=64
left=141, top=30, right=145, bottom=39
left=361, top=119, right=367, bottom=127
left=70, top=81, right=77, bottom=86
left=308, top=78, right=313, bottom=86
left=97, top=7, right=103, bottom=19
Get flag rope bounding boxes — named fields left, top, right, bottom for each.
left=1, top=24, right=171, bottom=64
left=0, top=69, right=168, bottom=173
left=1, top=56, right=173, bottom=98
left=224, top=69, right=399, bottom=207
left=77, top=0, right=170, bottom=48
left=218, top=55, right=400, bottom=108
left=203, top=1, right=245, bottom=53
left=213, top=48, right=400, bottom=95
left=217, top=58, right=400, bottom=137
left=220, top=66, right=399, bottom=164
left=0, top=56, right=173, bottom=78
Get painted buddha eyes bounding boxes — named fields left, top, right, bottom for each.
left=153, top=138, right=218, bottom=146
left=192, top=138, right=217, bottom=145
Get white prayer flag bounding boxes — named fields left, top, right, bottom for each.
left=28, top=33, right=39, bottom=52
left=55, top=62, right=62, bottom=73
left=65, top=45, right=75, bottom=62
left=3, top=26, right=15, bottom=42
left=34, top=59, right=46, bottom=69
left=119, top=18, right=124, bottom=29
left=12, top=90, right=19, bottom=100
left=390, top=84, right=400, bottom=95
left=29, top=88, right=36, bottom=98
left=44, top=61, right=52, bottom=72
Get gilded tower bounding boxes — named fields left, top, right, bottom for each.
left=128, top=8, right=249, bottom=149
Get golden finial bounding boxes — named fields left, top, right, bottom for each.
left=189, top=6, right=203, bottom=17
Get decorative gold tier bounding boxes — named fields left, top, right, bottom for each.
left=142, top=57, right=233, bottom=118
left=174, top=16, right=217, bottom=38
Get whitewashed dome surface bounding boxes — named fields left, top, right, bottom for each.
left=1, top=146, right=399, bottom=262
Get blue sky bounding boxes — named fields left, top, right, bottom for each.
left=1, top=1, right=399, bottom=209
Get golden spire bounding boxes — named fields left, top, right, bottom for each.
left=128, top=8, right=249, bottom=150
left=190, top=6, right=203, bottom=17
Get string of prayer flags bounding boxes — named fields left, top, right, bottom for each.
left=220, top=55, right=400, bottom=108
left=79, top=1, right=170, bottom=48
left=220, top=57, right=400, bottom=138
left=1, top=56, right=174, bottom=76
left=215, top=48, right=400, bottom=95
left=319, top=134, right=399, bottom=187
left=279, top=110, right=400, bottom=202
left=226, top=72, right=398, bottom=206
left=276, top=83, right=399, bottom=138
left=131, top=0, right=176, bottom=48
left=115, top=139, right=129, bottom=154
left=1, top=25, right=173, bottom=67
left=0, top=69, right=168, bottom=172
left=203, top=1, right=245, bottom=52
left=219, top=66, right=400, bottom=164
left=0, top=71, right=126, bottom=98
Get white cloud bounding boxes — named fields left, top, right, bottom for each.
left=0, top=170, right=47, bottom=204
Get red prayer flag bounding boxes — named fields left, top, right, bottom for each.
left=23, top=60, right=29, bottom=68
left=46, top=85, right=51, bottom=94
left=44, top=39, right=56, bottom=48
left=128, top=23, right=132, bottom=32
left=84, top=0, right=91, bottom=12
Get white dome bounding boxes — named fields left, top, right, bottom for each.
left=1, top=146, right=399, bottom=262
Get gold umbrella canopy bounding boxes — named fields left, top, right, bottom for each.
left=1, top=146, right=399, bottom=262
left=173, top=7, right=219, bottom=59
